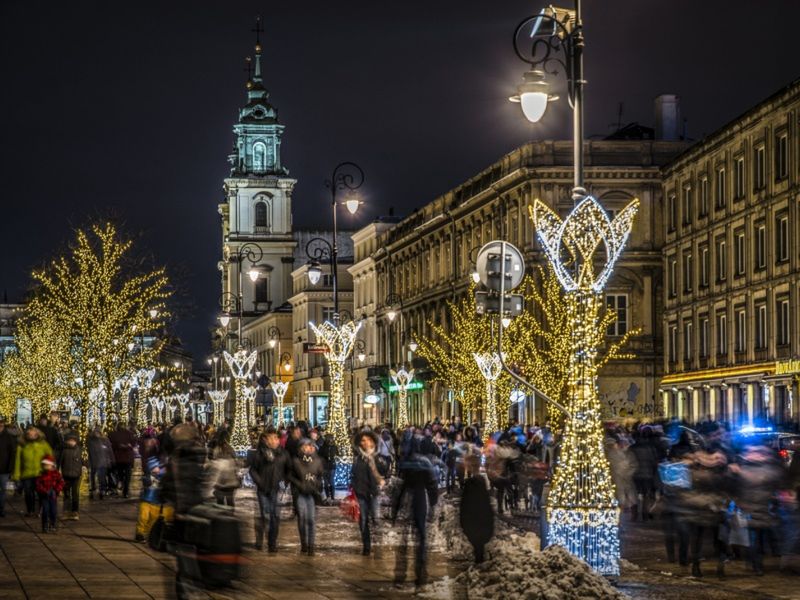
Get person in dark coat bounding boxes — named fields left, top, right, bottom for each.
left=87, top=427, right=113, bottom=499
left=318, top=433, right=338, bottom=502
left=288, top=438, right=324, bottom=555
left=37, top=414, right=62, bottom=461
left=59, top=432, right=83, bottom=520
left=630, top=427, right=659, bottom=520
left=108, top=423, right=136, bottom=498
left=392, top=441, right=439, bottom=586
left=248, top=429, right=290, bottom=552
left=0, top=417, right=17, bottom=517
left=459, top=455, right=494, bottom=563
left=351, top=430, right=385, bottom=555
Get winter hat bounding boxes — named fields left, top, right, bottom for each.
left=146, top=456, right=162, bottom=473
left=65, top=431, right=79, bottom=442
left=299, top=437, right=315, bottom=450
left=41, top=455, right=56, bottom=467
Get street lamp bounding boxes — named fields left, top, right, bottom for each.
left=408, top=340, right=418, bottom=353
left=267, top=325, right=282, bottom=376
left=304, top=161, right=365, bottom=323
left=219, top=242, right=264, bottom=350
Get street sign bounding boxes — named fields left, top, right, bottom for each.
left=303, top=342, right=328, bottom=354
left=475, top=241, right=525, bottom=292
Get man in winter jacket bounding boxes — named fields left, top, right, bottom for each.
left=249, top=429, right=290, bottom=552
left=37, top=414, right=62, bottom=461
left=109, top=422, right=136, bottom=498
left=13, top=426, right=53, bottom=516
left=351, top=430, right=386, bottom=555
left=59, top=432, right=83, bottom=520
left=0, top=417, right=17, bottom=517
left=289, top=438, right=324, bottom=555
left=87, top=427, right=113, bottom=499
left=318, top=433, right=338, bottom=502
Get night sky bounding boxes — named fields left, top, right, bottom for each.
left=1, top=1, right=799, bottom=364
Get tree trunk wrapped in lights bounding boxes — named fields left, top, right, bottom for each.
left=270, top=381, right=289, bottom=426
left=223, top=347, right=258, bottom=453
left=532, top=196, right=639, bottom=576
left=473, top=353, right=503, bottom=440
left=390, top=368, right=415, bottom=428
left=309, top=320, right=362, bottom=465
left=244, top=385, right=257, bottom=428
left=208, top=390, right=228, bottom=426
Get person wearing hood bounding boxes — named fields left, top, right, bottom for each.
left=249, top=429, right=290, bottom=552
left=59, top=432, right=83, bottom=520
left=13, top=426, right=53, bottom=516
left=288, top=437, right=324, bottom=555
left=351, top=430, right=386, bottom=555
left=36, top=455, right=64, bottom=532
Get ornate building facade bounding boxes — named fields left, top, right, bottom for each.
left=660, top=80, right=800, bottom=428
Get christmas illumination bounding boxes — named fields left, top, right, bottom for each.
left=270, top=381, right=289, bottom=426
left=224, top=346, right=258, bottom=453
left=473, top=353, right=503, bottom=441
left=309, top=319, right=362, bottom=464
left=244, top=385, right=257, bottom=427
left=531, top=195, right=640, bottom=576
left=390, top=368, right=415, bottom=427
left=208, top=390, right=228, bottom=425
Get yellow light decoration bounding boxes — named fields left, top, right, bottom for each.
left=473, top=353, right=503, bottom=442
left=309, top=319, right=362, bottom=464
left=224, top=347, right=258, bottom=453
left=270, top=381, right=289, bottom=426
left=208, top=390, right=228, bottom=426
left=390, top=368, right=415, bottom=427
left=531, top=195, right=639, bottom=576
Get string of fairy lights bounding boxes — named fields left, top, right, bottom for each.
left=390, top=368, right=415, bottom=427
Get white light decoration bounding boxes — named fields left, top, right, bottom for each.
left=271, top=381, right=289, bottom=426
left=309, top=319, right=362, bottom=465
left=390, top=368, right=415, bottom=428
left=208, top=389, right=228, bottom=426
left=244, top=385, right=257, bottom=428
left=473, top=353, right=503, bottom=441
left=530, top=194, right=639, bottom=576
left=224, top=346, right=259, bottom=453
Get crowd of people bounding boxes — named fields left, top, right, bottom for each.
left=1, top=409, right=798, bottom=592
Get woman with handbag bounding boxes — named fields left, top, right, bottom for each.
left=351, top=430, right=385, bottom=556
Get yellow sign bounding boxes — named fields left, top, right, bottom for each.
left=776, top=359, right=800, bottom=376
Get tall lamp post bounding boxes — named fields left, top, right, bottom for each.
left=507, top=3, right=639, bottom=575
left=306, top=162, right=365, bottom=472
left=349, top=339, right=366, bottom=423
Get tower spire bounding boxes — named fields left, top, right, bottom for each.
left=251, top=15, right=264, bottom=84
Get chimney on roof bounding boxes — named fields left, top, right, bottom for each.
left=654, top=94, right=681, bottom=141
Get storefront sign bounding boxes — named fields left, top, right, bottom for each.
left=387, top=381, right=423, bottom=393
left=775, top=359, right=800, bottom=376
left=303, top=342, right=328, bottom=354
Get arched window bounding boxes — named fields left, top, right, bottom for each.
left=253, top=142, right=267, bottom=171
left=255, top=201, right=269, bottom=229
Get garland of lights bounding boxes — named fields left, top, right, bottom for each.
left=310, top=319, right=362, bottom=474
left=208, top=390, right=228, bottom=426
left=473, top=353, right=503, bottom=440
left=390, top=368, right=415, bottom=428
left=224, top=347, right=258, bottom=453
left=531, top=195, right=639, bottom=576
left=270, top=381, right=289, bottom=426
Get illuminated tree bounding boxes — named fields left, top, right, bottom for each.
left=1, top=223, right=171, bottom=444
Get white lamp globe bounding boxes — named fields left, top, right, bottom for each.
left=510, top=70, right=550, bottom=123
left=219, top=314, right=231, bottom=327
left=247, top=268, right=260, bottom=282
left=307, top=263, right=322, bottom=285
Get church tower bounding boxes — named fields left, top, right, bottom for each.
left=219, top=19, right=297, bottom=328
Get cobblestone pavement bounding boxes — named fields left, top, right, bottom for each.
left=2, top=480, right=799, bottom=599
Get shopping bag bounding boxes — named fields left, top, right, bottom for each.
left=339, top=489, right=361, bottom=522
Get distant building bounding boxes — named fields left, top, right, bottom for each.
left=660, top=79, right=800, bottom=428
left=0, top=303, right=23, bottom=362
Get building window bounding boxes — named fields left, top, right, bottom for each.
left=734, top=157, right=745, bottom=199
left=735, top=308, right=746, bottom=353
left=322, top=307, right=336, bottom=323
left=755, top=303, right=767, bottom=349
left=253, top=142, right=267, bottom=171
left=668, top=195, right=676, bottom=232
left=716, top=313, right=727, bottom=356
left=700, top=317, right=709, bottom=358
left=778, top=298, right=790, bottom=346
left=716, top=238, right=727, bottom=282
left=606, top=294, right=628, bottom=336
left=669, top=258, right=677, bottom=297
left=776, top=132, right=788, bottom=180
left=254, top=276, right=269, bottom=304
left=716, top=167, right=726, bottom=209
left=699, top=177, right=709, bottom=216
left=700, top=245, right=709, bottom=287
left=754, top=145, right=766, bottom=189
left=255, top=201, right=269, bottom=229
left=755, top=223, right=766, bottom=269
left=682, top=187, right=692, bottom=225
left=776, top=213, right=789, bottom=262
left=322, top=273, right=334, bottom=287
left=684, top=321, right=693, bottom=361
left=735, top=230, right=745, bottom=276
left=669, top=325, right=677, bottom=363
left=683, top=252, right=693, bottom=292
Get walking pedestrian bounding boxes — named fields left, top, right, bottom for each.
left=459, top=454, right=494, bottom=563
left=36, top=455, right=64, bottom=532
left=59, top=432, right=83, bottom=520
left=208, top=433, right=240, bottom=507
left=289, top=438, right=324, bottom=555
left=351, top=430, right=385, bottom=555
left=318, top=432, right=338, bottom=502
left=13, top=425, right=53, bottom=516
left=249, top=429, right=290, bottom=552
left=0, top=417, right=17, bottom=517
left=109, top=422, right=136, bottom=498
left=87, top=426, right=113, bottom=500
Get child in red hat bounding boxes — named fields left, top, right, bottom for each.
left=36, top=455, right=64, bottom=533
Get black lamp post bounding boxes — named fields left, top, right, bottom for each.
left=218, top=242, right=264, bottom=347
left=305, top=161, right=364, bottom=323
